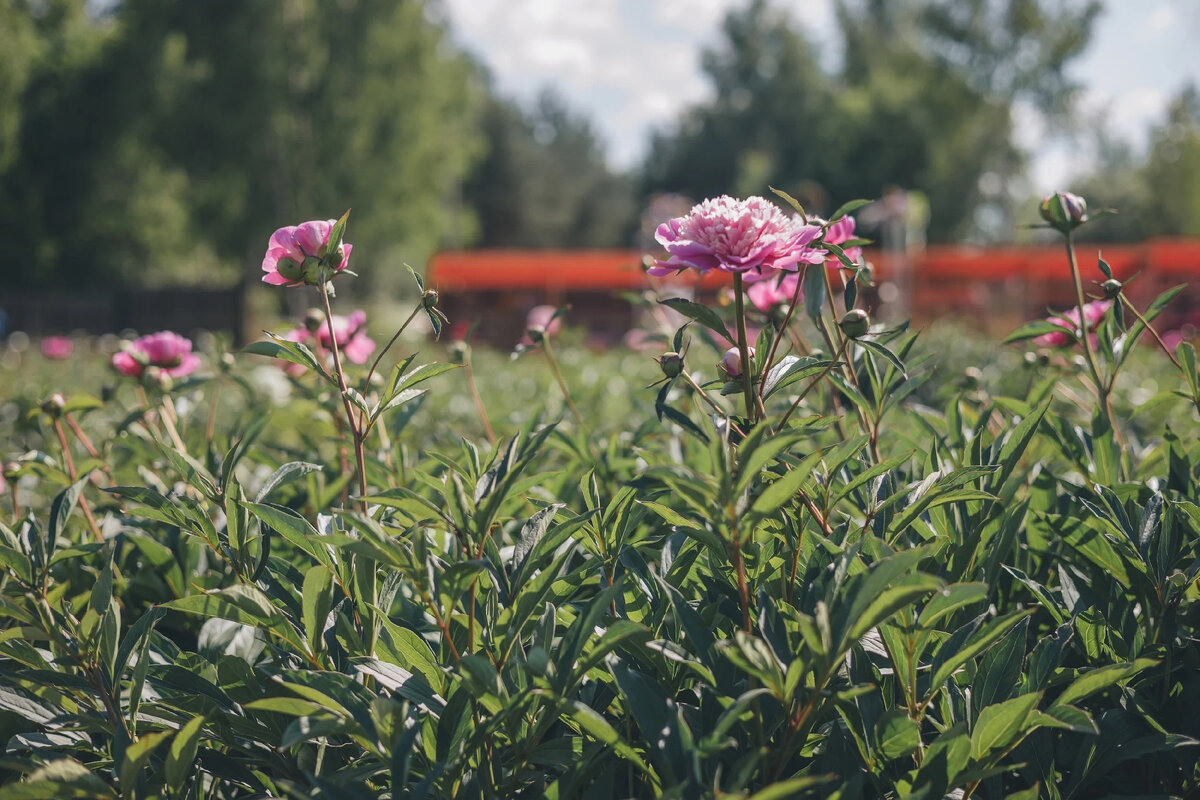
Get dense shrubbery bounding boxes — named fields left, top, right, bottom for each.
left=0, top=196, right=1199, bottom=799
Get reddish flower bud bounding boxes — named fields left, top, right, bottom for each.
left=719, top=346, right=754, bottom=378
left=1039, top=191, right=1087, bottom=234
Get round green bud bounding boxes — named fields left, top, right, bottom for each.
left=838, top=309, right=870, bottom=339
left=1101, top=278, right=1122, bottom=299
left=658, top=351, right=684, bottom=379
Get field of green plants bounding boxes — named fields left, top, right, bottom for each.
left=1, top=198, right=1199, bottom=799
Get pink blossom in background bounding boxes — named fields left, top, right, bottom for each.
left=112, top=331, right=200, bottom=379
left=261, top=219, right=352, bottom=286
left=1032, top=301, right=1112, bottom=348
left=747, top=272, right=801, bottom=313
left=520, top=305, right=563, bottom=345
left=40, top=336, right=74, bottom=360
left=822, top=216, right=863, bottom=267
left=284, top=310, right=377, bottom=365
left=650, top=196, right=823, bottom=278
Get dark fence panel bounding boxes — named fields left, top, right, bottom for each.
left=0, top=286, right=246, bottom=343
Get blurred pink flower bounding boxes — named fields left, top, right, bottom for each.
left=519, top=305, right=563, bottom=345
left=112, top=331, right=200, bottom=379
left=1032, top=301, right=1112, bottom=348
left=40, top=336, right=74, bottom=360
left=747, top=272, right=801, bottom=312
left=650, top=196, right=822, bottom=278
left=720, top=346, right=754, bottom=378
left=284, top=309, right=377, bottom=366
left=822, top=216, right=863, bottom=267
left=261, top=219, right=352, bottom=286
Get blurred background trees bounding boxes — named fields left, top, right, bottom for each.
left=0, top=0, right=1193, bottom=294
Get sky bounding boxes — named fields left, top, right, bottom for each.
left=439, top=0, right=1200, bottom=192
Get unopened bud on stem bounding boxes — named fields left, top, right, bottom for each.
left=658, top=351, right=684, bottom=379
left=839, top=309, right=870, bottom=339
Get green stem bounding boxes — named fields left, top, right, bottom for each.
left=362, top=303, right=422, bottom=394
left=1119, top=293, right=1183, bottom=370
left=542, top=337, right=587, bottom=434
left=732, top=273, right=758, bottom=423
left=757, top=267, right=807, bottom=404
left=320, top=284, right=370, bottom=508
left=778, top=338, right=849, bottom=429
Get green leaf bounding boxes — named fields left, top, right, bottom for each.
left=302, top=565, right=334, bottom=657
left=970, top=691, right=1042, bottom=761
left=802, top=263, right=826, bottom=322
left=119, top=729, right=172, bottom=792
left=769, top=185, right=808, bottom=221
left=746, top=775, right=835, bottom=799
left=254, top=461, right=323, bottom=503
left=659, top=297, right=731, bottom=342
left=1052, top=659, right=1156, bottom=708
left=876, top=708, right=921, bottom=759
left=164, top=715, right=206, bottom=788
left=245, top=502, right=334, bottom=569
left=48, top=476, right=90, bottom=551
left=828, top=198, right=871, bottom=222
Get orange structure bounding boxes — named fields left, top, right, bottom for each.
left=428, top=240, right=1200, bottom=343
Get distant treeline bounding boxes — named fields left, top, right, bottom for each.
left=1, top=0, right=1196, bottom=295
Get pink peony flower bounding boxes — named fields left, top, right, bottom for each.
left=112, top=331, right=200, bottom=379
left=261, top=219, right=353, bottom=286
left=650, top=196, right=823, bottom=278
left=720, top=346, right=754, bottom=378
left=284, top=309, right=377, bottom=365
left=1032, top=300, right=1112, bottom=348
left=747, top=272, right=801, bottom=313
left=822, top=215, right=863, bottom=268
left=40, top=336, right=74, bottom=360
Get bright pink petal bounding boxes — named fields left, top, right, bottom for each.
left=112, top=351, right=142, bottom=377
left=341, top=333, right=377, bottom=364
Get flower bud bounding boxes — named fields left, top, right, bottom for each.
left=719, top=346, right=753, bottom=378
left=963, top=366, right=983, bottom=388
left=658, top=351, right=684, bottom=379
left=449, top=340, right=470, bottom=365
left=303, top=308, right=325, bottom=333
left=301, top=255, right=325, bottom=285
left=2, top=462, right=21, bottom=481
left=1101, top=278, right=1122, bottom=299
left=422, top=289, right=440, bottom=310
left=839, top=309, right=870, bottom=339
left=275, top=256, right=304, bottom=282
left=221, top=352, right=236, bottom=370
left=40, top=392, right=66, bottom=417
left=769, top=304, right=791, bottom=328
left=526, top=325, right=546, bottom=345
left=1039, top=191, right=1087, bottom=233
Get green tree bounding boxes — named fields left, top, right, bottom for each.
left=464, top=89, right=636, bottom=248
left=0, top=0, right=484, bottom=292
left=641, top=0, right=1100, bottom=241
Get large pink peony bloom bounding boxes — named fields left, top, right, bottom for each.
left=1032, top=300, right=1112, bottom=348
left=112, top=331, right=200, bottom=378
left=650, top=196, right=823, bottom=278
left=262, top=219, right=353, bottom=286
left=285, top=309, right=377, bottom=365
